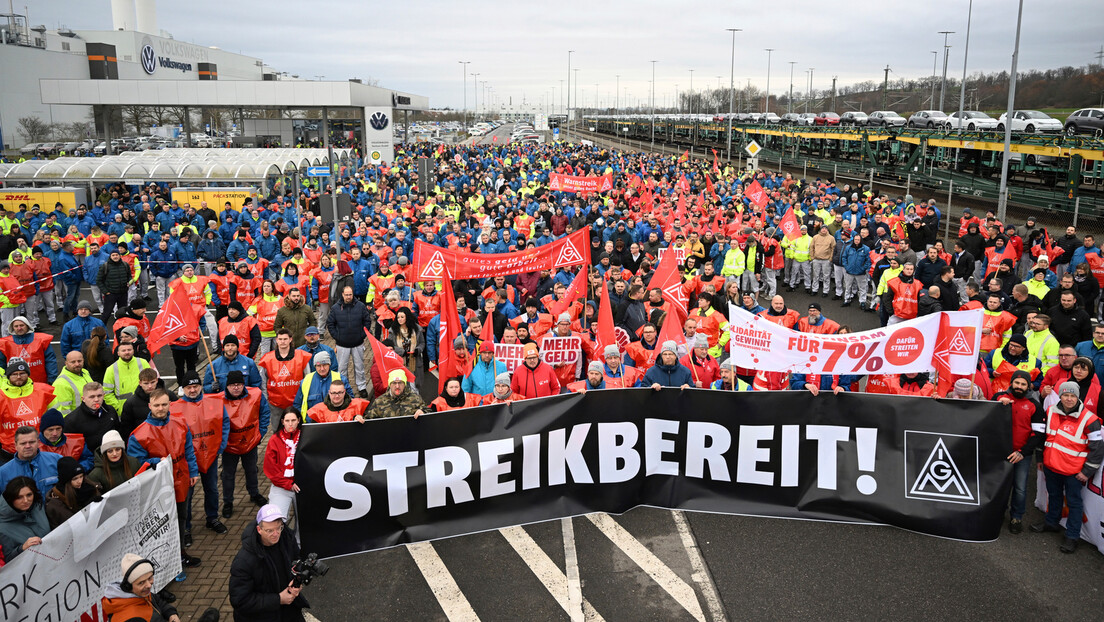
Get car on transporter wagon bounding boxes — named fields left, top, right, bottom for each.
left=866, top=110, right=908, bottom=128
left=907, top=110, right=948, bottom=128
left=996, top=110, right=1063, bottom=134
left=1063, top=108, right=1104, bottom=136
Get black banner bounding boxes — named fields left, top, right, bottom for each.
left=297, top=390, right=1012, bottom=559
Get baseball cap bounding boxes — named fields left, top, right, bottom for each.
left=256, top=504, right=286, bottom=523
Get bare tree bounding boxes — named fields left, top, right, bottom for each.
left=17, top=116, right=52, bottom=143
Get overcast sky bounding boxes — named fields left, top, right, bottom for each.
left=39, top=0, right=1104, bottom=111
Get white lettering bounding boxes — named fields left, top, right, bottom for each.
left=373, top=451, right=419, bottom=516
left=780, top=425, right=800, bottom=487
left=521, top=434, right=541, bottom=490
left=425, top=447, right=474, bottom=508
left=478, top=438, right=515, bottom=498
left=325, top=457, right=371, bottom=521
left=644, top=418, right=680, bottom=476
left=598, top=422, right=640, bottom=483
left=805, top=425, right=850, bottom=490
left=685, top=422, right=731, bottom=481
left=736, top=425, right=774, bottom=486
left=548, top=424, right=593, bottom=485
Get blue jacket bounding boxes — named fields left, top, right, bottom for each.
left=0, top=333, right=57, bottom=382
left=126, top=413, right=199, bottom=477
left=255, top=233, right=280, bottom=260
left=172, top=240, right=198, bottom=264
left=1070, top=245, right=1101, bottom=270
left=841, top=242, right=872, bottom=276
left=0, top=450, right=62, bottom=494
left=297, top=342, right=337, bottom=373
left=426, top=314, right=468, bottom=363
left=1075, top=340, right=1104, bottom=385
left=226, top=238, right=250, bottom=263
left=82, top=249, right=111, bottom=284
left=148, top=248, right=178, bottom=278
left=60, top=315, right=106, bottom=355
left=47, top=248, right=82, bottom=285
left=789, top=374, right=860, bottom=391
left=203, top=353, right=263, bottom=393
left=196, top=236, right=224, bottom=261
left=642, top=361, right=695, bottom=387
left=462, top=358, right=508, bottom=396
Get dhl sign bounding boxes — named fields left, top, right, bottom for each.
left=0, top=187, right=89, bottom=213
left=170, top=187, right=258, bottom=213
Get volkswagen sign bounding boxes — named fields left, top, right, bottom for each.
left=369, top=111, right=389, bottom=131
left=140, top=43, right=157, bottom=75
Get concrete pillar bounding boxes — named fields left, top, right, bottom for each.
left=183, top=106, right=193, bottom=148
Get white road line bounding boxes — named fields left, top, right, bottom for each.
left=561, top=518, right=584, bottom=622
left=500, top=526, right=606, bottom=622
left=586, top=513, right=705, bottom=622
left=407, top=541, right=482, bottom=622
left=671, top=511, right=728, bottom=622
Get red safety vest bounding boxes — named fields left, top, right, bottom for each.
left=865, top=374, right=895, bottom=395
left=208, top=272, right=232, bottom=305
left=602, top=366, right=644, bottom=389
left=980, top=310, right=1016, bottom=353
left=131, top=418, right=191, bottom=502
left=172, top=276, right=211, bottom=318
left=0, top=333, right=55, bottom=384
left=170, top=398, right=224, bottom=474
left=413, top=290, right=441, bottom=327
left=887, top=375, right=935, bottom=396
left=219, top=388, right=264, bottom=455
left=888, top=277, right=922, bottom=320
left=218, top=316, right=258, bottom=356
left=428, top=394, right=484, bottom=412
left=1043, top=406, right=1100, bottom=476
left=250, top=296, right=283, bottom=334
left=625, top=340, right=660, bottom=372
left=757, top=309, right=800, bottom=329
left=797, top=317, right=840, bottom=335
left=307, top=399, right=371, bottom=423
left=0, top=384, right=55, bottom=453
left=311, top=266, right=336, bottom=304
left=257, top=350, right=312, bottom=409
left=41, top=433, right=86, bottom=462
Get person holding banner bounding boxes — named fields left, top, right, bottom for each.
left=366, top=369, right=425, bottom=419
left=306, top=381, right=370, bottom=423
left=568, top=361, right=608, bottom=393
left=428, top=377, right=484, bottom=412
left=643, top=341, right=693, bottom=390
left=1032, top=382, right=1104, bottom=553
left=482, top=373, right=525, bottom=404
left=600, top=345, right=643, bottom=388
left=711, top=360, right=753, bottom=391
left=263, top=410, right=301, bottom=523
left=512, top=342, right=561, bottom=399
left=0, top=476, right=49, bottom=562
left=679, top=335, right=720, bottom=389
left=759, top=296, right=800, bottom=329
left=798, top=303, right=840, bottom=335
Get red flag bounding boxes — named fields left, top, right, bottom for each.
left=932, top=312, right=964, bottom=397
left=596, top=277, right=619, bottom=354
left=551, top=267, right=587, bottom=319
left=651, top=247, right=689, bottom=321
left=437, top=272, right=468, bottom=392
left=479, top=307, right=495, bottom=345
left=678, top=174, right=690, bottom=193
left=677, top=149, right=689, bottom=163
left=711, top=149, right=719, bottom=175
left=705, top=175, right=717, bottom=201
left=745, top=179, right=769, bottom=208
left=778, top=208, right=802, bottom=242
left=657, top=302, right=687, bottom=353
left=147, top=287, right=200, bottom=354
left=675, top=192, right=687, bottom=221
left=366, top=329, right=415, bottom=385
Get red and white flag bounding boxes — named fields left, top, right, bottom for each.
left=778, top=208, right=802, bottom=242
left=147, top=287, right=200, bottom=354
left=366, top=330, right=416, bottom=385
left=550, top=267, right=587, bottom=320
left=744, top=179, right=769, bottom=208
left=596, top=278, right=619, bottom=354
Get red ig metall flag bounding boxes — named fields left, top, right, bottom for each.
left=147, top=287, right=200, bottom=354
left=744, top=179, right=769, bottom=208
left=778, top=208, right=802, bottom=242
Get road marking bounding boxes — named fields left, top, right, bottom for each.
left=500, top=526, right=606, bottom=621
left=671, top=511, right=728, bottom=622
left=586, top=513, right=705, bottom=622
left=561, top=518, right=584, bottom=622
left=407, top=541, right=482, bottom=622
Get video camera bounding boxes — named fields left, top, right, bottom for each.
left=290, top=553, right=329, bottom=588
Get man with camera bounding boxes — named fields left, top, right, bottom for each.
left=229, top=504, right=312, bottom=621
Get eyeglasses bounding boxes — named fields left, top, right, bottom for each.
left=258, top=524, right=284, bottom=536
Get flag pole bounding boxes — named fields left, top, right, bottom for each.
left=199, top=325, right=216, bottom=382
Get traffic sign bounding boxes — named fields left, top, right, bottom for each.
left=745, top=140, right=762, bottom=157
left=306, top=166, right=330, bottom=177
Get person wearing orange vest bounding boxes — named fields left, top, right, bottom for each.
left=413, top=280, right=441, bottom=328
left=883, top=262, right=922, bottom=325
left=985, top=335, right=1042, bottom=395
left=512, top=299, right=555, bottom=341
left=248, top=279, right=284, bottom=357
left=864, top=374, right=896, bottom=394
left=482, top=372, right=527, bottom=404
left=691, top=294, right=730, bottom=358
left=427, top=376, right=485, bottom=412
left=126, top=387, right=202, bottom=570
left=257, top=329, right=313, bottom=428
left=309, top=252, right=338, bottom=334
left=0, top=358, right=56, bottom=456
left=169, top=264, right=220, bottom=351
left=1032, top=381, right=1104, bottom=553
left=208, top=259, right=234, bottom=322
left=305, top=380, right=370, bottom=423
left=172, top=371, right=230, bottom=542
left=758, top=295, right=800, bottom=329
left=979, top=293, right=1016, bottom=354
left=37, top=409, right=91, bottom=470
left=218, top=302, right=261, bottom=359
left=797, top=303, right=840, bottom=335
left=0, top=315, right=57, bottom=384
left=367, top=262, right=397, bottom=310
left=215, top=370, right=270, bottom=518
left=625, top=322, right=661, bottom=372
left=886, top=372, right=935, bottom=396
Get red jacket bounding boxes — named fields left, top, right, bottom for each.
left=679, top=353, right=720, bottom=387
left=263, top=427, right=300, bottom=491
left=511, top=361, right=561, bottom=399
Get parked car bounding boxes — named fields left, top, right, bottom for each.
left=867, top=111, right=907, bottom=128
left=907, top=110, right=947, bottom=128
left=18, top=143, right=40, bottom=156
left=797, top=113, right=817, bottom=126
left=995, top=110, right=1062, bottom=134
left=780, top=113, right=801, bottom=124
left=839, top=111, right=869, bottom=126
left=813, top=112, right=841, bottom=126
left=761, top=112, right=782, bottom=124
left=1063, top=108, right=1104, bottom=136
left=941, top=111, right=999, bottom=131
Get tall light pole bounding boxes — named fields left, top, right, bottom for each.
left=806, top=68, right=814, bottom=113
left=930, top=51, right=938, bottom=107
left=956, top=0, right=974, bottom=134
left=471, top=72, right=480, bottom=119
left=788, top=61, right=797, bottom=114
left=938, top=31, right=954, bottom=110
left=458, top=61, right=470, bottom=128
left=567, top=50, right=574, bottom=140
left=689, top=69, right=694, bottom=116
left=763, top=49, right=774, bottom=113
left=574, top=69, right=580, bottom=117
left=998, top=0, right=1025, bottom=222
left=615, top=74, right=620, bottom=113
left=650, top=60, right=657, bottom=146
left=726, top=28, right=741, bottom=156
left=560, top=79, right=564, bottom=115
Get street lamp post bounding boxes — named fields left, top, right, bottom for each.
left=938, top=31, right=954, bottom=110
left=615, top=74, right=620, bottom=113
left=764, top=49, right=774, bottom=113
left=930, top=51, right=938, bottom=107
left=726, top=28, right=741, bottom=157
left=459, top=61, right=470, bottom=128
left=650, top=60, right=657, bottom=146
left=806, top=68, right=814, bottom=113
left=788, top=61, right=796, bottom=115
left=471, top=73, right=480, bottom=119
left=956, top=0, right=974, bottom=134
left=567, top=50, right=574, bottom=140
left=998, top=0, right=1025, bottom=222
left=689, top=69, right=694, bottom=115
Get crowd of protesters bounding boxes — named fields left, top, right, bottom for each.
left=0, top=137, right=1100, bottom=619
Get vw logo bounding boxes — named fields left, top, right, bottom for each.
left=369, top=111, right=389, bottom=131
left=140, top=44, right=156, bottom=74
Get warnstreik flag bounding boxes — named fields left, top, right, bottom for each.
left=778, top=208, right=802, bottom=241
left=745, top=179, right=769, bottom=208
left=548, top=173, right=614, bottom=194
left=148, top=286, right=200, bottom=354
left=366, top=330, right=416, bottom=385
left=413, top=228, right=591, bottom=281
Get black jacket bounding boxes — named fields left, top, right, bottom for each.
left=229, top=521, right=309, bottom=622
left=950, top=250, right=975, bottom=280
left=325, top=298, right=371, bottom=348
left=64, top=402, right=120, bottom=453
left=96, top=258, right=131, bottom=294
left=1047, top=303, right=1093, bottom=348
left=119, top=381, right=171, bottom=440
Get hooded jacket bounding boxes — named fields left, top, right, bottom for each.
left=229, top=521, right=309, bottom=622
left=642, top=359, right=695, bottom=388
left=0, top=494, right=49, bottom=562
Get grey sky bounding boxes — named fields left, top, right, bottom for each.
left=39, top=0, right=1104, bottom=111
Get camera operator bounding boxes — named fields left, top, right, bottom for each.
left=229, top=504, right=310, bottom=621
left=102, top=553, right=219, bottom=622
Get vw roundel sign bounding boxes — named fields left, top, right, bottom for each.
left=369, top=111, right=389, bottom=131
left=140, top=44, right=157, bottom=75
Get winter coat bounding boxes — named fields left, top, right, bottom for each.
left=366, top=385, right=426, bottom=419
left=86, top=447, right=141, bottom=493
left=102, top=581, right=179, bottom=622
left=44, top=481, right=101, bottom=529
left=273, top=300, right=317, bottom=347
left=60, top=314, right=106, bottom=356
left=229, top=521, right=308, bottom=622
left=263, top=428, right=299, bottom=492
left=325, top=298, right=371, bottom=348
left=642, top=360, right=695, bottom=388
left=511, top=361, right=561, bottom=399
left=841, top=242, right=871, bottom=276
left=64, top=402, right=120, bottom=454
left=96, top=258, right=131, bottom=294
left=0, top=494, right=49, bottom=562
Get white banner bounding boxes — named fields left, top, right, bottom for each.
left=0, top=460, right=182, bottom=621
left=1034, top=466, right=1104, bottom=555
left=726, top=307, right=982, bottom=375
